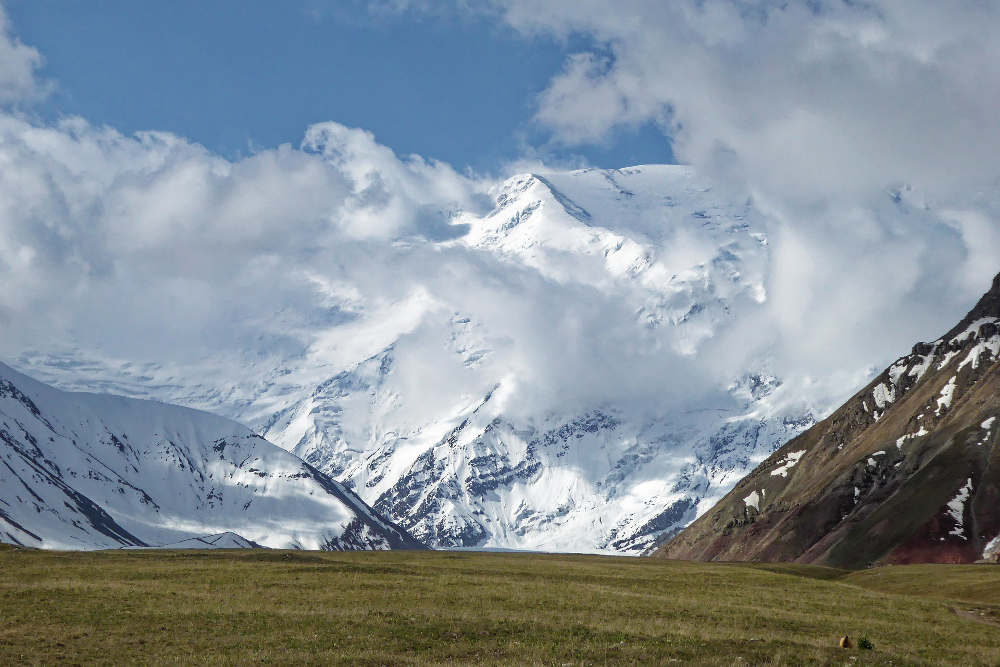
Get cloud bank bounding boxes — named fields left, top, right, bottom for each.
left=378, top=0, right=1000, bottom=380
left=2, top=2, right=1000, bottom=424
left=0, top=115, right=473, bottom=358
left=0, top=109, right=727, bottom=422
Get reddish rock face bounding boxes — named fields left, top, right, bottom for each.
left=883, top=513, right=981, bottom=565
left=655, top=272, right=1000, bottom=569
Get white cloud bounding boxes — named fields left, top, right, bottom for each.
left=0, top=6, right=48, bottom=105
left=302, top=122, right=490, bottom=239
left=0, top=114, right=475, bottom=360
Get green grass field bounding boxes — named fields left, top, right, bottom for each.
left=1, top=547, right=998, bottom=666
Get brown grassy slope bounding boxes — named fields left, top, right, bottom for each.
left=2, top=549, right=1000, bottom=667
left=655, top=275, right=1000, bottom=568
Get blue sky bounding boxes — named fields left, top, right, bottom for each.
left=5, top=0, right=674, bottom=172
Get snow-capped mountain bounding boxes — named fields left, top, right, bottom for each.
left=0, top=362, right=423, bottom=550
left=465, top=168, right=768, bottom=349
left=255, top=167, right=817, bottom=553
left=11, top=165, right=819, bottom=553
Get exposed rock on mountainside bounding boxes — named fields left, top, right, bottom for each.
left=656, top=273, right=1000, bottom=567
left=127, top=531, right=263, bottom=550
left=0, top=363, right=424, bottom=550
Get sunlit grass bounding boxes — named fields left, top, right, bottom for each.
left=0, top=549, right=997, bottom=666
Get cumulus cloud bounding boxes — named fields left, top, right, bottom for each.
left=0, top=114, right=484, bottom=358
left=491, top=0, right=1000, bottom=192
left=302, top=123, right=490, bottom=239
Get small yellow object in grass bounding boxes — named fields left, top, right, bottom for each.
left=839, top=635, right=854, bottom=649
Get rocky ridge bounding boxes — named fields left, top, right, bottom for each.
left=657, top=273, right=1000, bottom=567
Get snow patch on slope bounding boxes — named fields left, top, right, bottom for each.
left=872, top=383, right=895, bottom=409
left=937, top=377, right=957, bottom=415
left=770, top=450, right=805, bottom=477
left=947, top=479, right=973, bottom=539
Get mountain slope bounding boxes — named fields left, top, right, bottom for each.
left=0, top=362, right=423, bottom=550
left=656, top=273, right=1000, bottom=567
left=13, top=165, right=818, bottom=554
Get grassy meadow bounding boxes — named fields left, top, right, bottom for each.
left=0, top=546, right=998, bottom=666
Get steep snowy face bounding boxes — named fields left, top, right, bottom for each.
left=263, top=353, right=812, bottom=553
left=11, top=165, right=816, bottom=554
left=468, top=167, right=768, bottom=353
left=0, top=363, right=422, bottom=550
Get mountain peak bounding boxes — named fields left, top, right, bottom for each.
left=942, top=271, right=1000, bottom=341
